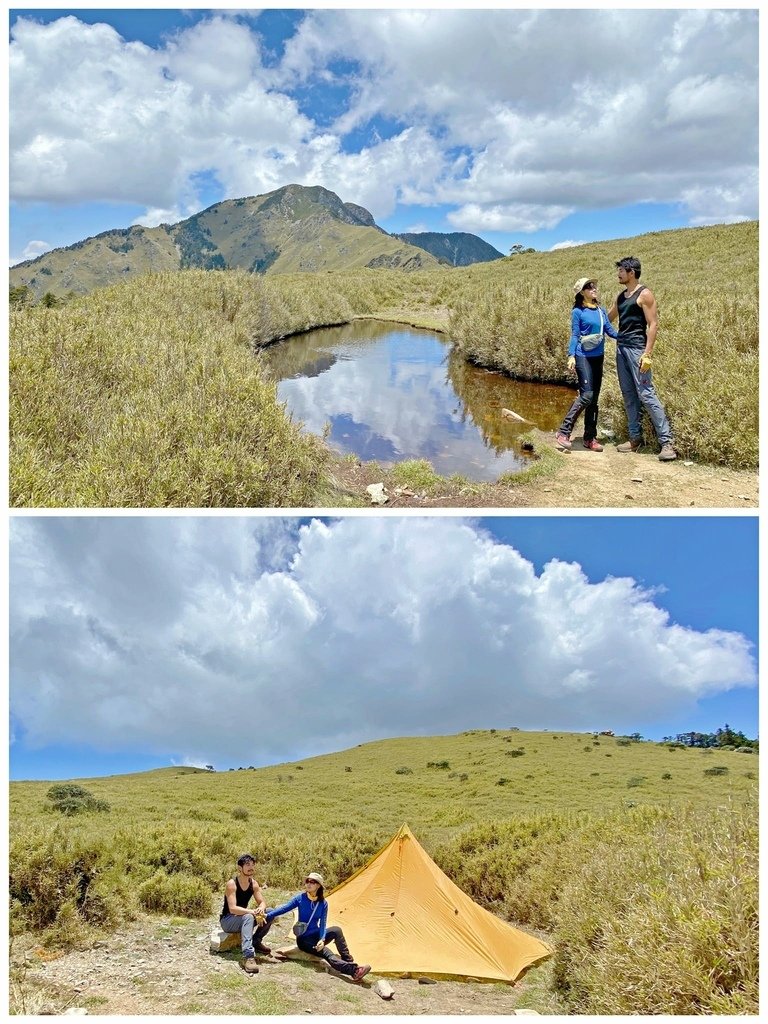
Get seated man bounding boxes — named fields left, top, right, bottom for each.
left=220, top=853, right=273, bottom=973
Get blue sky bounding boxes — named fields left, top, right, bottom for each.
left=10, top=516, right=758, bottom=781
left=9, top=7, right=758, bottom=264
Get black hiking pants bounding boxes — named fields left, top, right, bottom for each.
left=297, top=925, right=357, bottom=975
left=559, top=353, right=604, bottom=442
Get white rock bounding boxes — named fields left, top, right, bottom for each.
left=366, top=483, right=388, bottom=505
left=374, top=979, right=395, bottom=999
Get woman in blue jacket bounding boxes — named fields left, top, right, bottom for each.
left=266, top=872, right=371, bottom=981
left=555, top=278, right=618, bottom=451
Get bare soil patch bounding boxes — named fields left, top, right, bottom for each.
left=12, top=913, right=558, bottom=1015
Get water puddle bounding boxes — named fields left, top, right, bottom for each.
left=259, top=320, right=572, bottom=481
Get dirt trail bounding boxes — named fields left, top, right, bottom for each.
left=14, top=914, right=557, bottom=1016
left=513, top=432, right=758, bottom=508
left=329, top=431, right=758, bottom=510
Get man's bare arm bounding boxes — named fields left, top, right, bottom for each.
left=638, top=289, right=658, bottom=354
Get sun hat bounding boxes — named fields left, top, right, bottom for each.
left=573, top=277, right=597, bottom=294
left=305, top=871, right=324, bottom=885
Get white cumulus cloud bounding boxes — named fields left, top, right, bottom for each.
left=8, top=8, right=758, bottom=238
left=550, top=240, right=587, bottom=251
left=10, top=518, right=756, bottom=769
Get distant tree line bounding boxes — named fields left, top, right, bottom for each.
left=663, top=724, right=758, bottom=751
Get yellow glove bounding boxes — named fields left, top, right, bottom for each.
left=567, top=356, right=576, bottom=372
left=639, top=353, right=652, bottom=372
left=254, top=912, right=266, bottom=926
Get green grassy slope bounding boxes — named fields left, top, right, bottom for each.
left=10, top=728, right=757, bottom=839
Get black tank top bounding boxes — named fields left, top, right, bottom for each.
left=222, top=877, right=253, bottom=918
left=617, top=285, right=647, bottom=349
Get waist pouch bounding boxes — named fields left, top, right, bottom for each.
left=580, top=332, right=603, bottom=351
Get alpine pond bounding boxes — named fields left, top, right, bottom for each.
left=260, top=320, right=571, bottom=481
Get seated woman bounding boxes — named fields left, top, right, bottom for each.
left=266, top=872, right=371, bottom=981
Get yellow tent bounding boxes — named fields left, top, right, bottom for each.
left=324, top=824, right=552, bottom=983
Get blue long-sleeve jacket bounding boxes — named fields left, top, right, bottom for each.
left=568, top=305, right=618, bottom=357
left=266, top=892, right=328, bottom=943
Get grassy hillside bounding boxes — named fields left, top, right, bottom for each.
left=9, top=729, right=758, bottom=1014
left=10, top=221, right=758, bottom=506
left=10, top=728, right=757, bottom=832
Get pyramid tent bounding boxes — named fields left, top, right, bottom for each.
left=323, top=824, right=552, bottom=983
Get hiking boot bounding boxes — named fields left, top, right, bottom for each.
left=583, top=438, right=603, bottom=452
left=255, top=943, right=272, bottom=954
left=353, top=965, right=371, bottom=982
left=658, top=444, right=677, bottom=462
left=555, top=433, right=572, bottom=450
left=616, top=438, right=642, bottom=452
left=243, top=957, right=259, bottom=974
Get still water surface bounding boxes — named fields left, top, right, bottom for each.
left=260, top=320, right=572, bottom=481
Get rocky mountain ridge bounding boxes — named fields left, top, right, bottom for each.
left=11, top=184, right=499, bottom=299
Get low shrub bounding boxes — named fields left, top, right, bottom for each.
left=231, top=807, right=249, bottom=821
left=45, top=783, right=111, bottom=816
left=704, top=766, right=729, bottom=776
left=395, top=766, right=413, bottom=775
left=138, top=871, right=213, bottom=917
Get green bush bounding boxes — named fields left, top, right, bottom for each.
left=704, top=766, right=729, bottom=776
left=231, top=807, right=249, bottom=821
left=395, top=767, right=413, bottom=775
left=9, top=825, right=132, bottom=944
left=46, top=783, right=91, bottom=801
left=138, top=871, right=213, bottom=917
left=45, top=784, right=111, bottom=816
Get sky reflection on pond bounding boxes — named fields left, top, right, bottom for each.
left=260, top=320, right=572, bottom=481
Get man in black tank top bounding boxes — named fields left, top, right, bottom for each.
left=220, top=853, right=272, bottom=973
left=607, top=257, right=677, bottom=461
